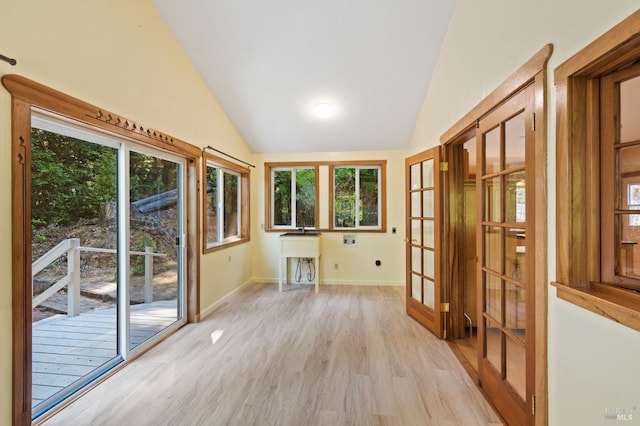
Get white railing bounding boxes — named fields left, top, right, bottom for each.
left=32, top=238, right=165, bottom=316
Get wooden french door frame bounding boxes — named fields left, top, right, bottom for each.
left=405, top=146, right=443, bottom=338
left=439, top=45, right=551, bottom=426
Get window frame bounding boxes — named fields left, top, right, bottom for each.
left=264, top=162, right=320, bottom=231
left=203, top=153, right=250, bottom=252
left=554, top=9, right=640, bottom=332
left=330, top=162, right=384, bottom=230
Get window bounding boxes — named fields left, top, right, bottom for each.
left=204, top=154, right=250, bottom=250
left=332, top=164, right=382, bottom=229
left=554, top=10, right=640, bottom=332
left=266, top=163, right=318, bottom=230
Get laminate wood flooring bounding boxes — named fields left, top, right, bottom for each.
left=42, top=284, right=503, bottom=426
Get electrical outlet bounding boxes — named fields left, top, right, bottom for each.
left=334, top=263, right=338, bottom=269
left=392, top=227, right=397, bottom=234
left=228, top=255, right=231, bottom=263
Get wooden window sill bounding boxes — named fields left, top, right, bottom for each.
left=552, top=281, right=640, bottom=332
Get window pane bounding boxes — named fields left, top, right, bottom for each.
left=206, top=167, right=219, bottom=243
left=505, top=112, right=526, bottom=169
left=359, top=168, right=378, bottom=226
left=619, top=214, right=640, bottom=278
left=618, top=145, right=640, bottom=183
left=296, top=168, right=315, bottom=228
left=484, top=126, right=501, bottom=174
left=223, top=172, right=239, bottom=239
left=335, top=168, right=356, bottom=227
left=505, top=171, right=526, bottom=223
left=273, top=170, right=291, bottom=226
left=620, top=75, right=640, bottom=144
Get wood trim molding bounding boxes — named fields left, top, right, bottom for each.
left=441, top=44, right=553, bottom=145
left=554, top=9, right=640, bottom=333
left=2, top=74, right=202, bottom=158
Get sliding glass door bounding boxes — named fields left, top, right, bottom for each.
left=31, top=113, right=186, bottom=418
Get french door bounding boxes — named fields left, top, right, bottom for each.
left=405, top=147, right=443, bottom=337
left=476, top=86, right=535, bottom=425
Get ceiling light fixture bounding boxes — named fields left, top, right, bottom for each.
left=313, top=103, right=334, bottom=119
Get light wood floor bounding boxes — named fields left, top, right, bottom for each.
left=42, top=284, right=503, bottom=426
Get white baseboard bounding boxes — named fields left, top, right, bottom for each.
left=249, top=277, right=403, bottom=287
left=199, top=279, right=253, bottom=320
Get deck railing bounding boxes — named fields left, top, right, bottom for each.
left=32, top=238, right=165, bottom=316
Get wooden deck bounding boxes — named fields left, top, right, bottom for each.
left=32, top=300, right=178, bottom=408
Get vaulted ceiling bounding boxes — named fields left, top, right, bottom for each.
left=151, top=0, right=456, bottom=153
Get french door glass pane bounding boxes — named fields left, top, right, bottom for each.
left=31, top=127, right=119, bottom=413
left=505, top=172, right=526, bottom=223
left=411, top=274, right=422, bottom=302
left=506, top=229, right=526, bottom=282
left=129, top=152, right=181, bottom=350
left=411, top=219, right=421, bottom=245
left=484, top=226, right=502, bottom=272
left=424, top=249, right=435, bottom=279
left=485, top=272, right=502, bottom=323
left=505, top=112, right=526, bottom=169
left=423, top=278, right=435, bottom=308
left=485, top=317, right=502, bottom=373
left=411, top=192, right=421, bottom=217
left=411, top=247, right=421, bottom=274
left=410, top=163, right=421, bottom=189
left=422, top=159, right=434, bottom=187
left=506, top=336, right=526, bottom=400
left=506, top=282, right=526, bottom=339
left=484, top=126, right=501, bottom=174
left=485, top=177, right=502, bottom=222
left=423, top=190, right=434, bottom=217
left=423, top=220, right=434, bottom=247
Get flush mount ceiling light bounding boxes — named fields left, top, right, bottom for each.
left=312, top=102, right=334, bottom=119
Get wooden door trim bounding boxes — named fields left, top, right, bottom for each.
left=439, top=45, right=550, bottom=426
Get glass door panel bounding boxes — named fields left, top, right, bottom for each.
left=30, top=120, right=121, bottom=416
left=405, top=147, right=442, bottom=337
left=477, top=86, right=533, bottom=424
left=128, top=151, right=183, bottom=351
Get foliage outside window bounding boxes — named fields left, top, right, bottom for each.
left=271, top=166, right=316, bottom=229
left=628, top=183, right=640, bottom=226
left=333, top=165, right=381, bottom=229
left=204, top=154, right=250, bottom=251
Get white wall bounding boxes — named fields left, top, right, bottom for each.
left=409, top=1, right=640, bottom=425
left=0, top=1, right=253, bottom=423
left=252, top=151, right=406, bottom=287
